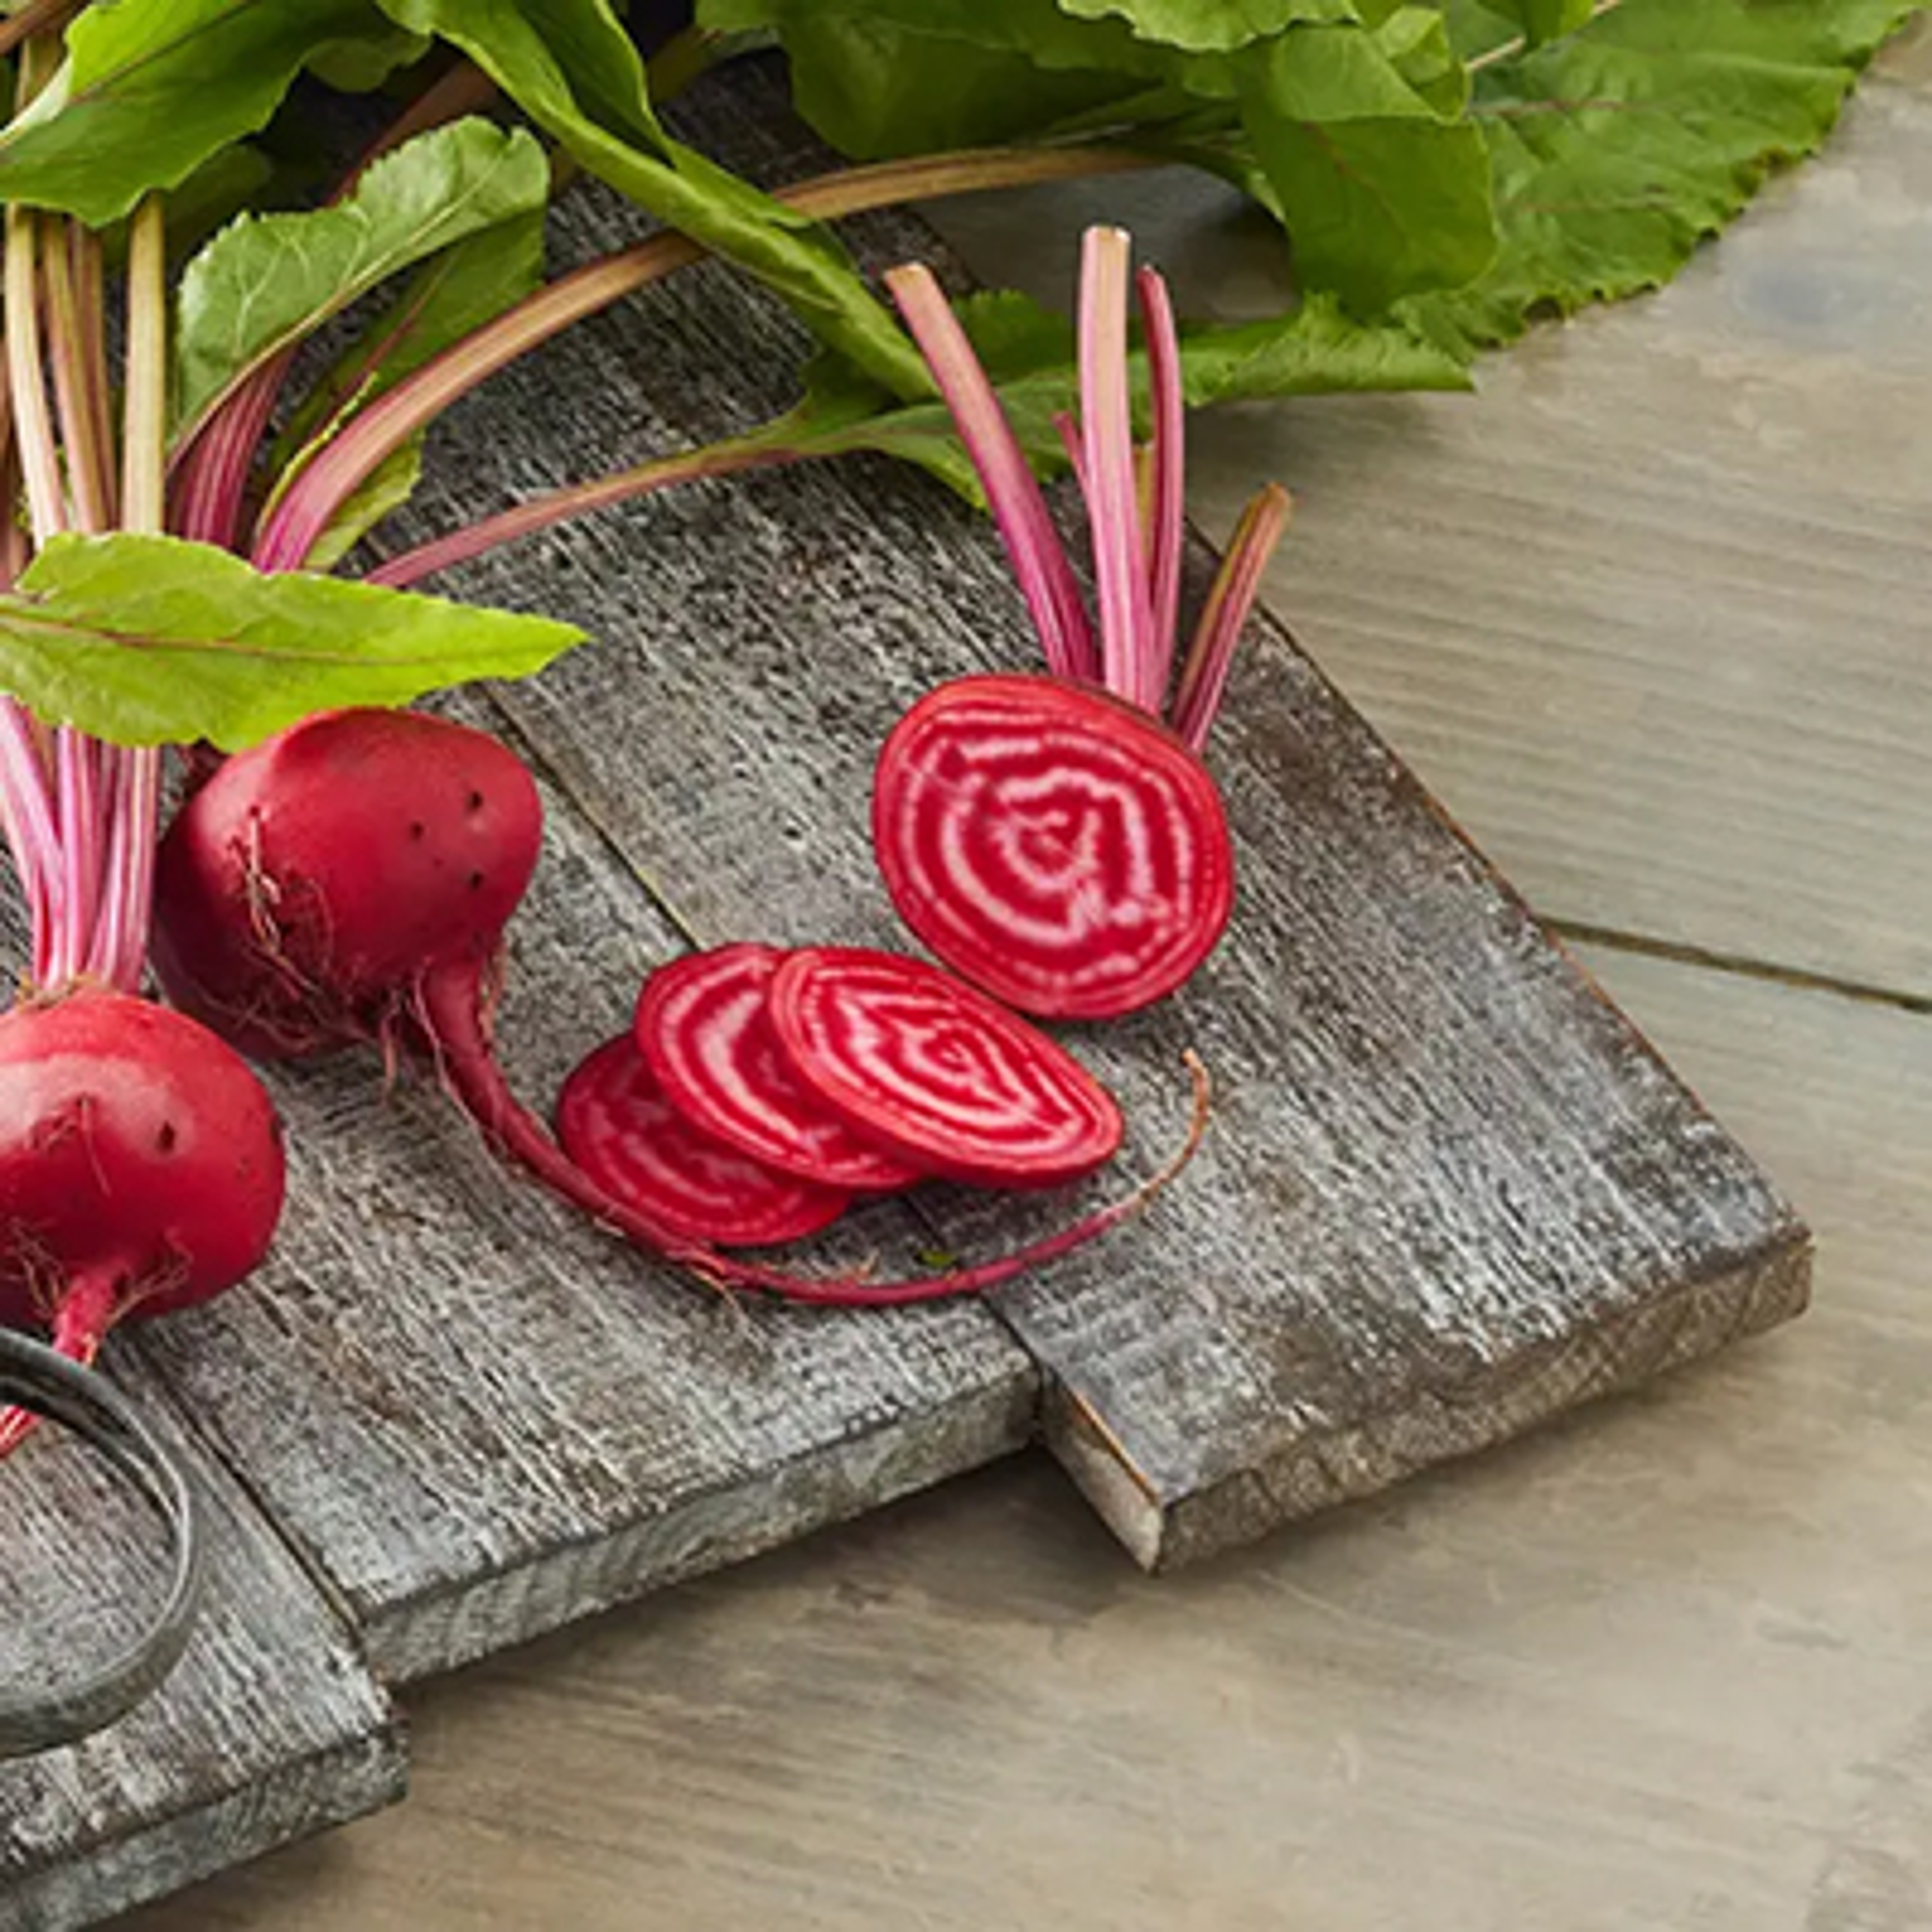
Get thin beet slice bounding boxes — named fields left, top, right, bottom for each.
left=872, top=673, right=1234, bottom=1020
left=765, top=946, right=1123, bottom=1190
left=557, top=1033, right=852, bottom=1249
left=635, top=943, right=923, bottom=1192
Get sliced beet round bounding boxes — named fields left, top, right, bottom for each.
left=556, top=1034, right=851, bottom=1248
left=764, top=946, right=1123, bottom=1190
left=634, top=944, right=923, bottom=1193
left=871, top=672, right=1235, bottom=1020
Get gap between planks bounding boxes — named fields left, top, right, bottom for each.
left=1545, top=919, right=1932, bottom=1022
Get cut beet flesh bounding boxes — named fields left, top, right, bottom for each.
left=872, top=672, right=1235, bottom=1020
left=764, top=946, right=1123, bottom=1190
left=556, top=1034, right=851, bottom=1248
left=634, top=943, right=922, bottom=1192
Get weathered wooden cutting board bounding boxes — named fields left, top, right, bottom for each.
left=0, top=1357, right=404, bottom=1930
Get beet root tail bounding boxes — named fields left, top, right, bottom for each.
left=0, top=1269, right=119, bottom=1459
left=416, top=959, right=1211, bottom=1307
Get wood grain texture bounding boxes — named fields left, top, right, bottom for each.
left=117, top=948, right=1932, bottom=1932
left=374, top=65, right=1804, bottom=1570
left=0, top=1356, right=402, bottom=1932
left=924, top=27, right=1932, bottom=1004
left=127, top=743, right=1035, bottom=1684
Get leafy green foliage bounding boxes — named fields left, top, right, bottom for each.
left=174, top=119, right=549, bottom=443
left=740, top=15, right=1153, bottom=156
left=1479, top=0, right=1597, bottom=48
left=1177, top=291, right=1475, bottom=405
left=1409, top=0, right=1924, bottom=352
left=0, top=0, right=383, bottom=223
left=702, top=0, right=1915, bottom=333
left=0, top=535, right=582, bottom=751
left=696, top=0, right=1196, bottom=157
left=1233, top=25, right=1495, bottom=310
left=1056, top=0, right=1357, bottom=53
left=305, top=21, right=433, bottom=91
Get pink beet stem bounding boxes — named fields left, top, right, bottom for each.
left=417, top=958, right=1209, bottom=1308
left=172, top=361, right=284, bottom=547
left=7, top=217, right=65, bottom=545
left=364, top=427, right=798, bottom=588
left=1078, top=227, right=1154, bottom=710
left=886, top=262, right=1097, bottom=685
left=1053, top=409, right=1088, bottom=496
left=1137, top=264, right=1185, bottom=714
left=42, top=222, right=113, bottom=533
left=1, top=159, right=78, bottom=990
left=0, top=1266, right=118, bottom=1457
left=84, top=196, right=169, bottom=996
left=87, top=744, right=162, bottom=992
left=1171, top=483, right=1293, bottom=753
left=47, top=729, right=100, bottom=988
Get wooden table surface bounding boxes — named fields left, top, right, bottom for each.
left=127, top=25, right=1931, bottom=1932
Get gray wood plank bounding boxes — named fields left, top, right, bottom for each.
left=0, top=1356, right=403, bottom=1931
left=926, top=30, right=1932, bottom=1004
left=129, top=744, right=1036, bottom=1684
left=108, top=742, right=1932, bottom=1932
left=367, top=64, right=1804, bottom=1572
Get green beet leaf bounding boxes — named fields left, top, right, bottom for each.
left=0, top=534, right=582, bottom=751
left=1476, top=1, right=1599, bottom=51
left=751, top=13, right=1152, bottom=155
left=381, top=0, right=665, bottom=149
left=306, top=21, right=433, bottom=90
left=1234, top=24, right=1496, bottom=311
left=1177, top=291, right=1475, bottom=405
left=174, top=118, right=550, bottom=446
left=1411, top=0, right=1922, bottom=353
left=695, top=0, right=1201, bottom=157
left=0, top=0, right=389, bottom=222
left=1053, top=0, right=1358, bottom=55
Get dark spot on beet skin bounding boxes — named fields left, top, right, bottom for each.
left=156, top=1121, right=179, bottom=1154
left=409, top=821, right=426, bottom=841
left=468, top=870, right=485, bottom=891
left=467, top=790, right=485, bottom=813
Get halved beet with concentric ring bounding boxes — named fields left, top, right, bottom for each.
left=634, top=943, right=922, bottom=1193
left=871, top=673, right=1234, bottom=1021
left=556, top=1034, right=851, bottom=1248
left=764, top=945, right=1123, bottom=1190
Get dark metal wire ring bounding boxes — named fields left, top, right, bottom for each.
left=0, top=1330, right=206, bottom=1759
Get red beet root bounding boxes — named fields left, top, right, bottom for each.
left=152, top=706, right=542, bottom=1059
left=634, top=943, right=922, bottom=1192
left=765, top=945, right=1124, bottom=1189
left=557, top=1032, right=851, bottom=1246
left=0, top=989, right=286, bottom=1455
left=872, top=674, right=1235, bottom=1020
